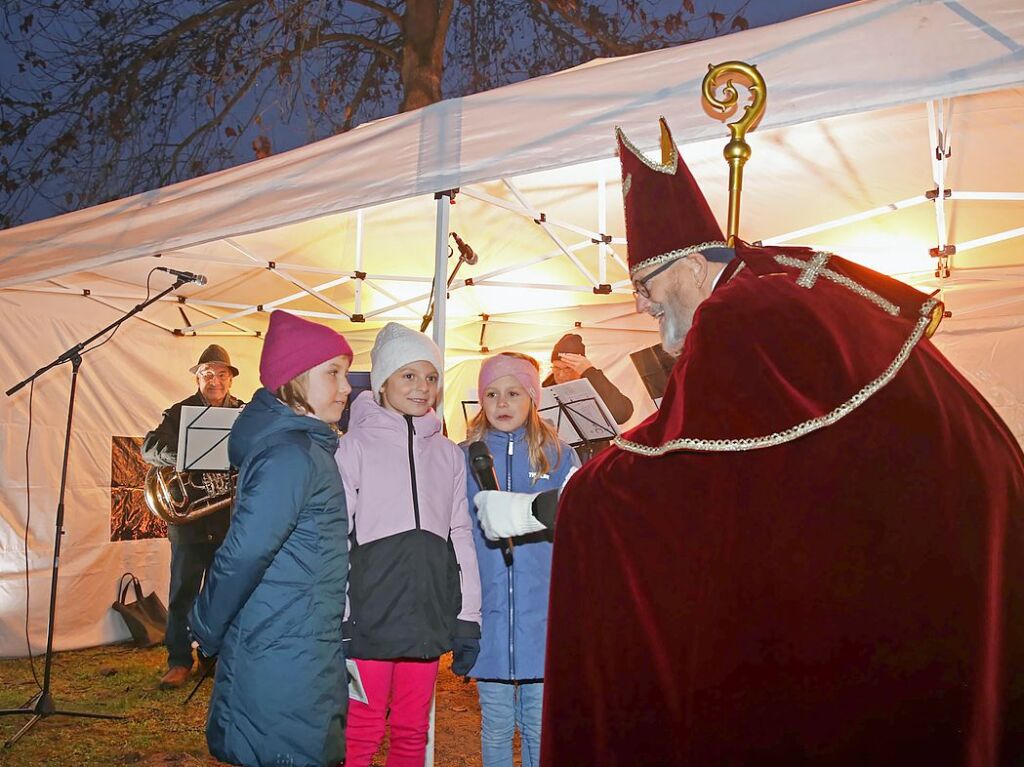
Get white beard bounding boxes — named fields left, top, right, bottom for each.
left=653, top=299, right=692, bottom=358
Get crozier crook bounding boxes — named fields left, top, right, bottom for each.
left=701, top=61, right=767, bottom=245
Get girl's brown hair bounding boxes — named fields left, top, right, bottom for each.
left=275, top=369, right=312, bottom=415
left=466, top=352, right=563, bottom=482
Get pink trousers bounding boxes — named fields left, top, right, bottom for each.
left=344, top=658, right=440, bottom=767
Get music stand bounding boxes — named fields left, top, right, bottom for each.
left=629, top=343, right=676, bottom=408
left=177, top=405, right=239, bottom=472
left=461, top=400, right=481, bottom=426
left=1, top=277, right=189, bottom=748
left=539, top=380, right=618, bottom=450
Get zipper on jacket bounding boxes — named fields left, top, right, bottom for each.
left=406, top=415, right=422, bottom=530
left=506, top=432, right=516, bottom=680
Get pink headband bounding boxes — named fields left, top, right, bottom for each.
left=478, top=355, right=541, bottom=405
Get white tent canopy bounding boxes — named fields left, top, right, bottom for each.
left=1, top=0, right=1022, bottom=656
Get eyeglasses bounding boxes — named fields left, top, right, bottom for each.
left=197, top=369, right=232, bottom=382
left=631, top=256, right=686, bottom=300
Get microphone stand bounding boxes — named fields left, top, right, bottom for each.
left=1, top=276, right=188, bottom=748
left=420, top=251, right=471, bottom=334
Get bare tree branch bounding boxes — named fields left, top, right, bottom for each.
left=0, top=0, right=750, bottom=228
left=348, top=0, right=404, bottom=27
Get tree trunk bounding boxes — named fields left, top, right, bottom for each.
left=399, top=0, right=453, bottom=112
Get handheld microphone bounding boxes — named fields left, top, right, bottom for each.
left=156, top=266, right=208, bottom=285
left=468, top=441, right=513, bottom=566
left=450, top=232, right=478, bottom=266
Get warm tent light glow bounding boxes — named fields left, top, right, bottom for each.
left=812, top=233, right=938, bottom=277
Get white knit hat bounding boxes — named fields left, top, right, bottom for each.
left=370, top=322, right=444, bottom=399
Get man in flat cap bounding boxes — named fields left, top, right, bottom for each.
left=142, top=344, right=245, bottom=689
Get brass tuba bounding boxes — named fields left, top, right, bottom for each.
left=144, top=465, right=237, bottom=526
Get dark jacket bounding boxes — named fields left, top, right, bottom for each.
left=463, top=427, right=579, bottom=681
left=189, top=388, right=348, bottom=767
left=141, top=391, right=244, bottom=544
left=542, top=366, right=633, bottom=425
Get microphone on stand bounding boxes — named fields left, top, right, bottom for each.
left=468, top=441, right=513, bottom=566
left=450, top=232, right=478, bottom=265
left=156, top=267, right=208, bottom=285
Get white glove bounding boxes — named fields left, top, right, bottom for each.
left=473, top=490, right=547, bottom=540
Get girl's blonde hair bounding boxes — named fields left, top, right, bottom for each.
left=275, top=370, right=342, bottom=434
left=466, top=352, right=563, bottom=482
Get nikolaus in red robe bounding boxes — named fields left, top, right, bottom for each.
left=541, top=119, right=1024, bottom=766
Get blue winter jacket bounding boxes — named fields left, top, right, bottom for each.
left=189, top=388, right=348, bottom=767
left=463, top=426, right=579, bottom=680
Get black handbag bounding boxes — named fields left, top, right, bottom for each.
left=112, top=572, right=168, bottom=648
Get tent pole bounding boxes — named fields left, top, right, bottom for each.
left=431, top=192, right=452, bottom=414
left=355, top=210, right=364, bottom=319
left=598, top=175, right=608, bottom=285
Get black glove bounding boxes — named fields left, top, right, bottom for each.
left=196, top=648, right=218, bottom=677
left=450, top=636, right=480, bottom=676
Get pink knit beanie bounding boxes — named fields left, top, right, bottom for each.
left=478, top=354, right=541, bottom=405
left=260, top=311, right=353, bottom=391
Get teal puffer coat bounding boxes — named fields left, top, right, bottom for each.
left=189, top=387, right=348, bottom=767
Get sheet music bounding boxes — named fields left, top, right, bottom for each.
left=539, top=379, right=619, bottom=446
left=176, top=405, right=241, bottom=472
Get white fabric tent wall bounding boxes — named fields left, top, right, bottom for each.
left=0, top=293, right=657, bottom=657
left=1, top=0, right=1022, bottom=657
left=6, top=275, right=1023, bottom=658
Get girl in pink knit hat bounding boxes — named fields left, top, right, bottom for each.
left=462, top=352, right=580, bottom=767
left=190, top=310, right=354, bottom=767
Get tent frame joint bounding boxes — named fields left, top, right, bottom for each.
left=926, top=188, right=952, bottom=201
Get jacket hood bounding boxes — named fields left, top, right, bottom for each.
left=347, top=389, right=442, bottom=439
left=229, top=387, right=338, bottom=466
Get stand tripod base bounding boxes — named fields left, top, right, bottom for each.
left=0, top=689, right=125, bottom=748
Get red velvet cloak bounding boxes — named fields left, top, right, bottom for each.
left=542, top=244, right=1024, bottom=766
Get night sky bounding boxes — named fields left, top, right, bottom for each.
left=0, top=0, right=854, bottom=227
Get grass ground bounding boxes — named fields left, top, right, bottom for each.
left=0, top=645, right=484, bottom=766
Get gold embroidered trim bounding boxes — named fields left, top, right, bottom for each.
left=630, top=241, right=730, bottom=276
left=773, top=254, right=900, bottom=317
left=614, top=298, right=939, bottom=456
left=615, top=125, right=678, bottom=175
